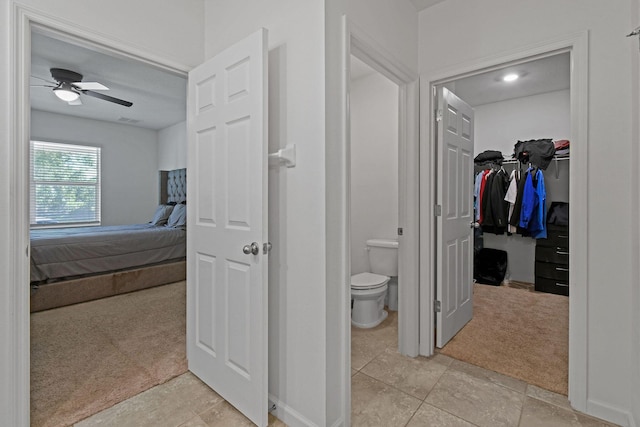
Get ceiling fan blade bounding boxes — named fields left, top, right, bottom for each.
left=68, top=98, right=83, bottom=106
left=31, top=75, right=57, bottom=85
left=74, top=82, right=109, bottom=91
left=81, top=90, right=133, bottom=107
left=30, top=84, right=56, bottom=88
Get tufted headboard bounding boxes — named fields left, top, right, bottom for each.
left=159, top=168, right=186, bottom=204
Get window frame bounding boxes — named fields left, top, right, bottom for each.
left=29, top=140, right=102, bottom=228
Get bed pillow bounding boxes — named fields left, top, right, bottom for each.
left=166, top=203, right=186, bottom=228
left=150, top=204, right=174, bottom=226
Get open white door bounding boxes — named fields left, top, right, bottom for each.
left=436, top=87, right=474, bottom=348
left=186, top=29, right=268, bottom=427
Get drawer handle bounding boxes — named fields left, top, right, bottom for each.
left=556, top=250, right=569, bottom=255
left=555, top=267, right=569, bottom=272
left=558, top=235, right=569, bottom=238
left=555, top=282, right=569, bottom=287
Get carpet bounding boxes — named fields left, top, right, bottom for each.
left=31, top=281, right=188, bottom=427
left=439, top=283, right=569, bottom=395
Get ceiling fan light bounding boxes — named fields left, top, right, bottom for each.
left=53, top=82, right=80, bottom=102
left=54, top=88, right=80, bottom=102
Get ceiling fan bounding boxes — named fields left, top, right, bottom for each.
left=31, top=68, right=133, bottom=107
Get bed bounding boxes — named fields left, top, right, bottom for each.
left=30, top=168, right=187, bottom=312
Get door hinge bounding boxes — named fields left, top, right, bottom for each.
left=397, top=227, right=403, bottom=236
left=434, top=204, right=442, bottom=217
left=263, top=242, right=272, bottom=254
left=433, top=86, right=436, bottom=97
left=436, top=109, right=443, bottom=122
left=434, top=300, right=441, bottom=313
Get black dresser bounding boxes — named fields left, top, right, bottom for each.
left=535, top=224, right=569, bottom=296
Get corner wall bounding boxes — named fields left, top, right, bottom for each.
left=158, top=121, right=187, bottom=171
left=325, top=1, right=419, bottom=425
left=419, top=0, right=635, bottom=424
left=350, top=71, right=399, bottom=275
left=31, top=111, right=159, bottom=225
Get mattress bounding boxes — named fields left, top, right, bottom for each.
left=30, top=224, right=186, bottom=283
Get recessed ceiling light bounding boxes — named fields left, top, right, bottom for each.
left=503, top=73, right=519, bottom=82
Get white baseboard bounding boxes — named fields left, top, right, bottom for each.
left=586, top=398, right=633, bottom=427
left=268, top=394, right=318, bottom=427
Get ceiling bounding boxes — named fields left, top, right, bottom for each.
left=409, top=0, right=447, bottom=11
left=30, top=32, right=187, bottom=131
left=444, top=53, right=570, bottom=107
left=352, top=52, right=570, bottom=107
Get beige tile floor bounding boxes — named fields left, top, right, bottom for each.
left=77, top=309, right=618, bottom=427
left=351, top=311, right=618, bottom=427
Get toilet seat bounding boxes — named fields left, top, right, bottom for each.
left=351, top=272, right=389, bottom=290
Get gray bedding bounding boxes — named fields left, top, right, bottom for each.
left=30, top=224, right=186, bottom=283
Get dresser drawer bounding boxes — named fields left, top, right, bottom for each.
left=537, top=227, right=569, bottom=248
left=535, top=276, right=569, bottom=296
left=535, top=246, right=569, bottom=264
left=535, top=262, right=569, bottom=281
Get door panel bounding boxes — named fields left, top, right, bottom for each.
left=187, top=28, right=268, bottom=427
left=436, top=87, right=474, bottom=348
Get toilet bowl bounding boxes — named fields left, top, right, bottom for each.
left=350, top=238, right=398, bottom=328
left=351, top=272, right=389, bottom=328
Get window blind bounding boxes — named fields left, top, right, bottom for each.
left=30, top=140, right=101, bottom=227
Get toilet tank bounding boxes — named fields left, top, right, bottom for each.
left=366, top=238, right=399, bottom=276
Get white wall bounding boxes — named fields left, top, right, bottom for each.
left=204, top=1, right=327, bottom=425
left=158, top=120, right=187, bottom=170
left=2, top=1, right=204, bottom=424
left=632, top=1, right=640, bottom=425
left=31, top=110, right=159, bottom=226
left=474, top=90, right=570, bottom=156
left=350, top=71, right=398, bottom=275
left=473, top=90, right=570, bottom=283
left=419, top=1, right=636, bottom=425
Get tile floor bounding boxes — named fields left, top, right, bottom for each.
left=77, top=309, right=618, bottom=427
left=351, top=311, right=618, bottom=427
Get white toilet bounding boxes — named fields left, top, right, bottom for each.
left=351, top=238, right=399, bottom=328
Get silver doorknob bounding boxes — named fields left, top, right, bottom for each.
left=470, top=221, right=480, bottom=229
left=243, top=242, right=260, bottom=255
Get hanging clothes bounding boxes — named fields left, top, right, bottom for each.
left=504, top=169, right=519, bottom=234
left=519, top=168, right=547, bottom=239
left=479, top=168, right=509, bottom=235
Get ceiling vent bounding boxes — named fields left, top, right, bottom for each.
left=117, top=117, right=141, bottom=124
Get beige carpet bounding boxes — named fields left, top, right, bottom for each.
left=440, top=283, right=569, bottom=395
left=31, top=281, right=188, bottom=427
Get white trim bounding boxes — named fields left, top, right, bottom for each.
left=420, top=31, right=589, bottom=413
left=345, top=19, right=420, bottom=358
left=268, top=394, right=319, bottom=427
left=8, top=5, right=191, bottom=426
left=585, top=399, right=634, bottom=427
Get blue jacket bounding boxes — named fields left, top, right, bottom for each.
left=519, top=169, right=547, bottom=238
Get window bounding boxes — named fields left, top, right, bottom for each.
left=30, top=140, right=101, bottom=227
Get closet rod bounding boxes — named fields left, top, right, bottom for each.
left=500, top=156, right=570, bottom=165
left=500, top=156, right=569, bottom=179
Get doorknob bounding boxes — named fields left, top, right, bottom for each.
left=242, top=242, right=260, bottom=255
left=470, top=221, right=480, bottom=229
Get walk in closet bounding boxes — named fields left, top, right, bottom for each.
left=446, top=52, right=571, bottom=295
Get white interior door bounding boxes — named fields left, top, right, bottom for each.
left=436, top=87, right=474, bottom=348
left=187, top=28, right=268, bottom=427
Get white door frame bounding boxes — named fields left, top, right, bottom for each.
left=7, top=5, right=191, bottom=425
left=420, top=32, right=589, bottom=412
left=343, top=19, right=421, bottom=356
